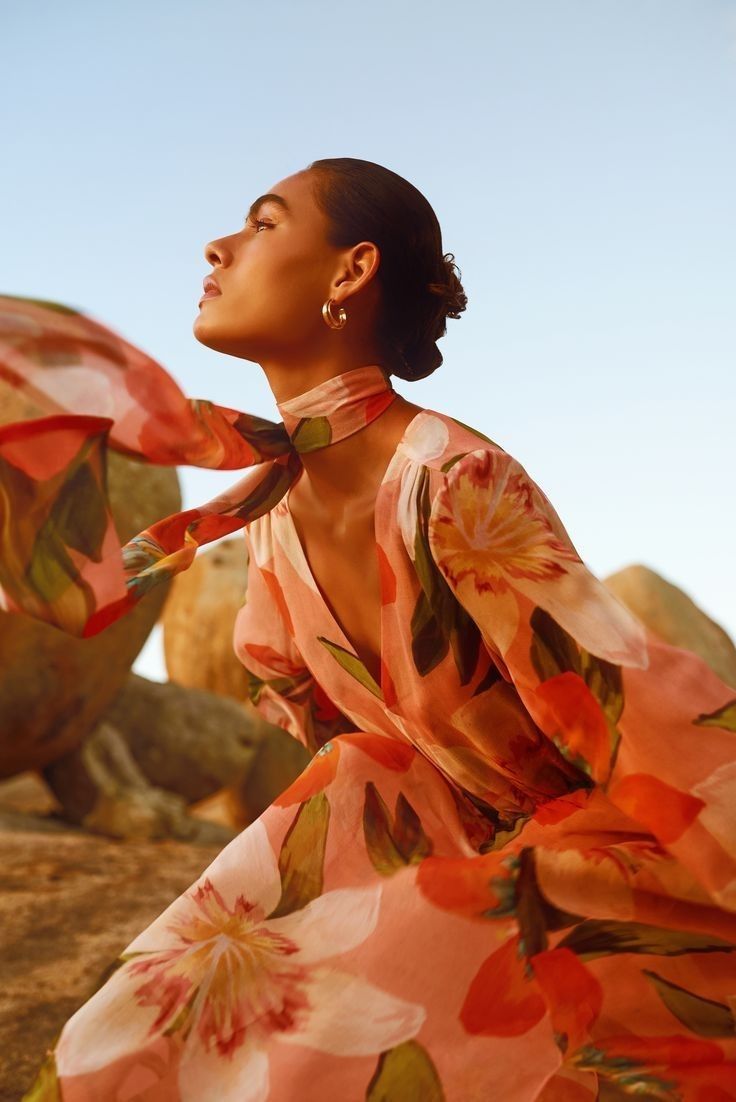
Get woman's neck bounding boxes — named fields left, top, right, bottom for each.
left=290, top=393, right=425, bottom=513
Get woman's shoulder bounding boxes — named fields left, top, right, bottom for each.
left=399, top=407, right=513, bottom=475
left=401, top=408, right=571, bottom=552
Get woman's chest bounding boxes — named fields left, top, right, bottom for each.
left=270, top=458, right=482, bottom=717
left=286, top=492, right=384, bottom=686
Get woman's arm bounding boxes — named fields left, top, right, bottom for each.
left=425, top=446, right=736, bottom=910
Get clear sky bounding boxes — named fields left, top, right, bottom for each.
left=3, top=1, right=735, bottom=680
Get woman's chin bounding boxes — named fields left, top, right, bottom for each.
left=192, top=314, right=209, bottom=339
left=191, top=318, right=254, bottom=360
left=192, top=322, right=228, bottom=354
left=192, top=309, right=224, bottom=346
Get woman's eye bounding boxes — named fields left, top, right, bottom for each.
left=245, top=216, right=273, bottom=233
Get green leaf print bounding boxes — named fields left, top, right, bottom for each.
left=558, top=918, right=736, bottom=961
left=365, top=1039, right=445, bottom=1101
left=592, top=1073, right=680, bottom=1102
left=530, top=605, right=625, bottom=726
left=363, top=782, right=433, bottom=876
left=411, top=465, right=480, bottom=684
left=643, top=968, right=736, bottom=1037
left=269, top=791, right=330, bottom=918
left=244, top=666, right=313, bottom=713
left=694, top=697, right=736, bottom=732
left=572, top=1041, right=684, bottom=1099
left=230, top=449, right=300, bottom=516
left=43, top=444, right=109, bottom=560
left=529, top=605, right=624, bottom=778
left=410, top=585, right=449, bottom=677
left=290, top=414, right=332, bottom=452
left=447, top=602, right=482, bottom=687
left=446, top=418, right=502, bottom=449
left=440, top=449, right=477, bottom=473
left=26, top=445, right=110, bottom=610
left=392, top=791, right=433, bottom=863
left=318, top=636, right=383, bottom=698
left=471, top=661, right=505, bottom=697
left=594, top=1084, right=638, bottom=1102
left=514, top=848, right=583, bottom=957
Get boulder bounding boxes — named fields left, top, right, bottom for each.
left=40, top=719, right=238, bottom=845
left=40, top=669, right=263, bottom=843
left=161, top=536, right=250, bottom=701
left=103, top=672, right=261, bottom=802
left=40, top=671, right=310, bottom=840
left=603, top=563, right=736, bottom=688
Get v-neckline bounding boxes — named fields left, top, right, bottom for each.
left=282, top=409, right=428, bottom=697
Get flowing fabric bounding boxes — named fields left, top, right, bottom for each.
left=6, top=296, right=736, bottom=1101
left=0, top=293, right=396, bottom=637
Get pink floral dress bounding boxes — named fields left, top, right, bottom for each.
left=3, top=296, right=735, bottom=1100
left=24, top=408, right=736, bottom=1101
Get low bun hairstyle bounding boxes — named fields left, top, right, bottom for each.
left=306, top=157, right=467, bottom=382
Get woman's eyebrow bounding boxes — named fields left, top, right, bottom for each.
left=247, top=193, right=291, bottom=219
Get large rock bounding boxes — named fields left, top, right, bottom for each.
left=40, top=672, right=310, bottom=840
left=104, top=672, right=261, bottom=802
left=40, top=720, right=238, bottom=845
left=161, top=536, right=250, bottom=701
left=40, top=672, right=261, bottom=843
left=0, top=450, right=182, bottom=778
left=603, top=563, right=736, bottom=688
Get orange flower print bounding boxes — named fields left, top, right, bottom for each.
left=274, top=739, right=341, bottom=806
left=416, top=850, right=519, bottom=922
left=240, top=642, right=304, bottom=679
left=529, top=947, right=603, bottom=1054
left=339, top=732, right=416, bottom=771
left=460, top=933, right=547, bottom=1037
left=54, top=819, right=425, bottom=1101
left=534, top=671, right=613, bottom=784
left=428, top=448, right=649, bottom=668
left=608, top=773, right=705, bottom=844
left=275, top=733, right=415, bottom=808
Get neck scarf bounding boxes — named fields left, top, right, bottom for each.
left=0, top=294, right=398, bottom=637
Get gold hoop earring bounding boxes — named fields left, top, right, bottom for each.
left=322, top=298, right=347, bottom=329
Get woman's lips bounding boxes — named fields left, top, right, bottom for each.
left=199, top=288, right=222, bottom=303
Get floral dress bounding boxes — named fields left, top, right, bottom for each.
left=24, top=407, right=736, bottom=1102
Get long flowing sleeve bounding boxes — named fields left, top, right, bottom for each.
left=0, top=294, right=296, bottom=638
left=233, top=524, right=360, bottom=756
left=426, top=445, right=736, bottom=911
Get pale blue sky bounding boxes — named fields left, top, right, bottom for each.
left=3, top=1, right=735, bottom=680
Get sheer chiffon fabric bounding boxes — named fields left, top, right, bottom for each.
left=4, top=296, right=736, bottom=1100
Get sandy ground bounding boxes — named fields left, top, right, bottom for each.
left=0, top=772, right=225, bottom=1101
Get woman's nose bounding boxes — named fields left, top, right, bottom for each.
left=204, top=235, right=236, bottom=266
left=204, top=240, right=223, bottom=266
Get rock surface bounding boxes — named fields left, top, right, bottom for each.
left=103, top=672, right=261, bottom=802
left=604, top=562, right=736, bottom=688
left=0, top=772, right=224, bottom=1102
left=162, top=535, right=251, bottom=701
left=40, top=671, right=311, bottom=840
left=41, top=720, right=240, bottom=845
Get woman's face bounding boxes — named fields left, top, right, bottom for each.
left=194, top=169, right=347, bottom=362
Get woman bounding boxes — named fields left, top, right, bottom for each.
left=4, top=158, right=736, bottom=1101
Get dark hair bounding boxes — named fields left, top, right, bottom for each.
left=306, top=157, right=467, bottom=382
